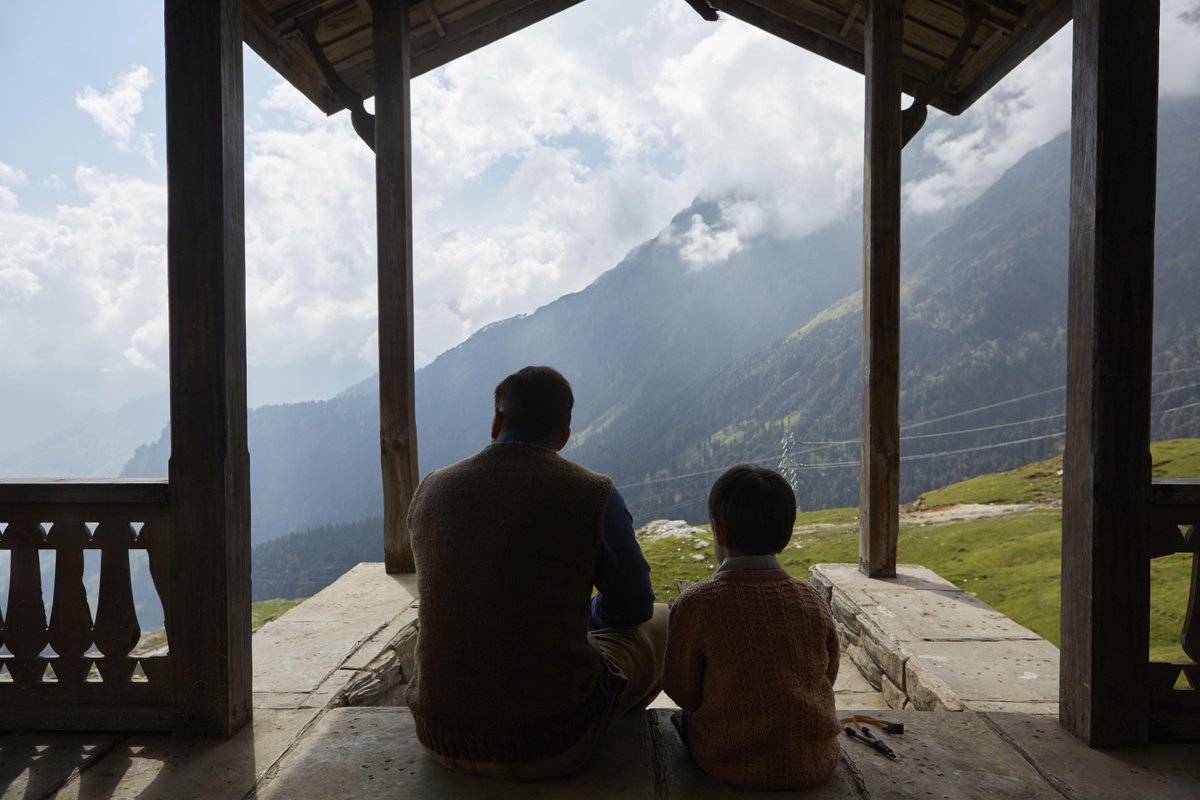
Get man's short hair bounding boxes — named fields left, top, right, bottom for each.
left=708, top=465, right=796, bottom=555
left=494, top=366, right=574, bottom=439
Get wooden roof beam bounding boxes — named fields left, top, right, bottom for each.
left=424, top=2, right=448, bottom=37
left=409, top=0, right=587, bottom=79
left=841, top=2, right=861, bottom=38
left=902, top=0, right=984, bottom=145
left=682, top=0, right=720, bottom=21
left=713, top=0, right=953, bottom=112
left=952, top=0, right=1070, bottom=106
left=296, top=14, right=376, bottom=149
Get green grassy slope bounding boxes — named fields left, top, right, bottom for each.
left=640, top=439, right=1199, bottom=663
left=133, top=597, right=307, bottom=655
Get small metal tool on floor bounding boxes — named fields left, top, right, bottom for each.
left=844, top=725, right=898, bottom=759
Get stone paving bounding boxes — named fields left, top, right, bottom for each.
left=3, top=562, right=1198, bottom=799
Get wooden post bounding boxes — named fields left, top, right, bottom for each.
left=859, top=0, right=903, bottom=578
left=375, top=0, right=419, bottom=573
left=1060, top=0, right=1159, bottom=747
left=165, top=0, right=252, bottom=737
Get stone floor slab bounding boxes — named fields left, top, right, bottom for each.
left=258, top=706, right=659, bottom=800
left=837, top=710, right=1062, bottom=799
left=812, top=564, right=959, bottom=605
left=252, top=620, right=380, bottom=693
left=983, top=712, right=1200, bottom=800
left=0, top=734, right=121, bottom=800
left=276, top=564, right=415, bottom=624
left=855, top=589, right=1043, bottom=643
left=907, top=640, right=1059, bottom=705
left=647, top=710, right=859, bottom=798
left=51, top=709, right=318, bottom=800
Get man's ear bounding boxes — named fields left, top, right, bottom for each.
left=552, top=427, right=571, bottom=451
left=491, top=410, right=504, bottom=441
left=711, top=519, right=727, bottom=547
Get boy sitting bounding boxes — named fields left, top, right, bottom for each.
left=663, top=465, right=841, bottom=789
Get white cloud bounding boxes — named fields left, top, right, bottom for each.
left=0, top=165, right=167, bottom=370
left=903, top=27, right=1074, bottom=216
left=1163, top=0, right=1200, bottom=96
left=76, top=65, right=156, bottom=163
left=0, top=162, right=26, bottom=210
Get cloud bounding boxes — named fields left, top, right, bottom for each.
left=76, top=65, right=156, bottom=163
left=0, top=165, right=167, bottom=370
left=1163, top=0, right=1200, bottom=96
left=0, top=162, right=27, bottom=210
left=902, top=27, right=1074, bottom=216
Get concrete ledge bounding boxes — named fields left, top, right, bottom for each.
left=811, top=563, right=1058, bottom=714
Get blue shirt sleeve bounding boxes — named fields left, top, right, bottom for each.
left=590, top=486, right=655, bottom=629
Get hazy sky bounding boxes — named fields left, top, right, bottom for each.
left=2, top=1, right=1198, bottom=415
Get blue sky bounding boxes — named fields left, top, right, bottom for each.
left=2, top=1, right=1198, bottom=453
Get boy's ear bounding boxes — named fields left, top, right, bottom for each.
left=711, top=520, right=727, bottom=546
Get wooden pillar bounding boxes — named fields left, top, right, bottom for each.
left=859, top=0, right=903, bottom=578
left=164, top=0, right=251, bottom=737
left=375, top=0, right=419, bottom=573
left=1061, top=0, right=1159, bottom=747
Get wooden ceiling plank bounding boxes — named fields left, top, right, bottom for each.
left=410, top=0, right=587, bottom=78
left=330, top=41, right=375, bottom=75
left=245, top=0, right=341, bottom=112
left=725, top=0, right=952, bottom=101
left=840, top=2, right=861, bottom=38
left=980, top=0, right=1025, bottom=19
left=271, top=0, right=342, bottom=26
left=923, top=0, right=1017, bottom=33
left=953, top=0, right=1069, bottom=104
left=296, top=15, right=376, bottom=147
left=713, top=0, right=864, bottom=73
left=426, top=3, right=449, bottom=36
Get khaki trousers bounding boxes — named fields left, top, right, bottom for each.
left=425, top=603, right=669, bottom=781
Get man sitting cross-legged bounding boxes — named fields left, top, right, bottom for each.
left=405, top=365, right=669, bottom=780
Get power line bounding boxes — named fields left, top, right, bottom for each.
left=1160, top=400, right=1200, bottom=415
left=900, top=386, right=1065, bottom=431
left=623, top=386, right=1200, bottom=512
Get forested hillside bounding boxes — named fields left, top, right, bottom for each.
left=252, top=517, right=383, bottom=601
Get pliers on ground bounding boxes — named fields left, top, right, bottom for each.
left=844, top=725, right=898, bottom=759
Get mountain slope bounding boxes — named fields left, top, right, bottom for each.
left=599, top=98, right=1200, bottom=522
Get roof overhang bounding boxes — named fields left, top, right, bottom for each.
left=243, top=0, right=1071, bottom=118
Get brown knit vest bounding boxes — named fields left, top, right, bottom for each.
left=405, top=442, right=620, bottom=762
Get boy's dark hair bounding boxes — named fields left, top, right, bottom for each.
left=708, top=465, right=796, bottom=554
left=494, top=366, right=574, bottom=439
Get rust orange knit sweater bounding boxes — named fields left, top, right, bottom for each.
left=663, top=569, right=841, bottom=789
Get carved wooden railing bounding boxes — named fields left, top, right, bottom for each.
left=1148, top=478, right=1200, bottom=740
left=0, top=480, right=172, bottom=730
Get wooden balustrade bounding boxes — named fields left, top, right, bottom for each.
left=1148, top=478, right=1200, bottom=740
left=0, top=480, right=172, bottom=730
